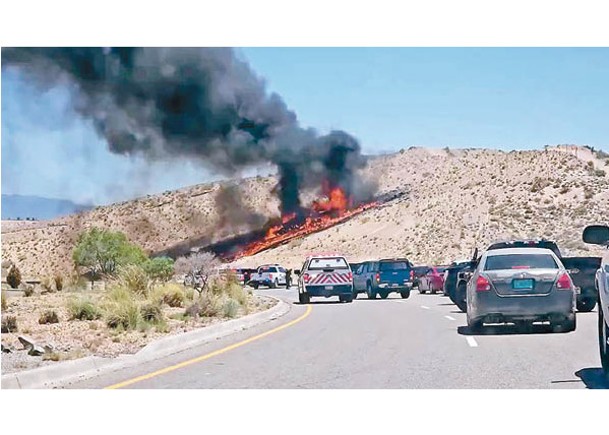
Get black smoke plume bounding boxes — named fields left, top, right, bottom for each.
left=2, top=47, right=368, bottom=214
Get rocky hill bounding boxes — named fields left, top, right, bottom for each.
left=2, top=145, right=608, bottom=278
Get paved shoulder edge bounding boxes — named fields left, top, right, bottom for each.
left=1, top=296, right=291, bottom=389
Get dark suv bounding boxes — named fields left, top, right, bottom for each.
left=352, top=258, right=414, bottom=299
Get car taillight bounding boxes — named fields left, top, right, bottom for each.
left=376, top=272, right=380, bottom=282
left=303, top=273, right=311, bottom=283
left=410, top=270, right=414, bottom=279
left=556, top=273, right=572, bottom=290
left=269, top=274, right=274, bottom=280
left=476, top=275, right=491, bottom=292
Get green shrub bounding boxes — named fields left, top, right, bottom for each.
left=225, top=281, right=248, bottom=306
left=68, top=297, right=103, bottom=321
left=39, top=310, right=60, bottom=324
left=72, top=227, right=148, bottom=279
left=222, top=298, right=239, bottom=318
left=6, top=265, right=21, bottom=289
left=1, top=315, right=18, bottom=333
left=143, top=257, right=175, bottom=282
left=118, top=265, right=149, bottom=296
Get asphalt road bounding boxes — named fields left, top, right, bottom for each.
left=69, top=287, right=609, bottom=389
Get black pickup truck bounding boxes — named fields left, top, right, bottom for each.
left=448, top=240, right=602, bottom=313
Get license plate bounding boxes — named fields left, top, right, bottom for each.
left=392, top=284, right=398, bottom=287
left=325, top=285, right=334, bottom=290
left=512, top=279, right=534, bottom=290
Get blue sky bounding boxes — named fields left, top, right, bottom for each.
left=2, top=48, right=609, bottom=205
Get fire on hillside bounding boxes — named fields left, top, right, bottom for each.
left=192, top=187, right=407, bottom=262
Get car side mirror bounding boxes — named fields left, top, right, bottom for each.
left=583, top=225, right=609, bottom=246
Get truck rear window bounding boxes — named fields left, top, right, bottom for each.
left=484, top=254, right=558, bottom=271
left=308, top=257, right=349, bottom=270
left=379, top=261, right=410, bottom=271
left=259, top=267, right=278, bottom=273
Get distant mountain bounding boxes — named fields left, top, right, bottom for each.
left=1, top=194, right=93, bottom=220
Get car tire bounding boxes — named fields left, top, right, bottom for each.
left=367, top=283, right=376, bottom=299
left=454, top=282, right=467, bottom=313
left=400, top=291, right=410, bottom=299
left=252, top=282, right=259, bottom=290
left=299, top=292, right=310, bottom=304
left=599, top=306, right=609, bottom=377
left=467, top=317, right=483, bottom=332
left=380, top=292, right=389, bottom=299
left=551, top=315, right=576, bottom=333
left=345, top=295, right=353, bottom=303
left=431, top=289, right=437, bottom=295
left=577, top=297, right=597, bottom=312
left=353, top=290, right=359, bottom=300
left=419, top=287, right=426, bottom=294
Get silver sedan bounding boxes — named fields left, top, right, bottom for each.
left=466, top=247, right=576, bottom=332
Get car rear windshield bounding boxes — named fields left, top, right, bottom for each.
left=435, top=267, right=448, bottom=273
left=308, top=257, right=349, bottom=270
left=379, top=261, right=410, bottom=271
left=484, top=254, right=558, bottom=271
left=259, top=266, right=278, bottom=273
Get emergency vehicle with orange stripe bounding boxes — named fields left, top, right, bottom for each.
left=296, top=254, right=354, bottom=304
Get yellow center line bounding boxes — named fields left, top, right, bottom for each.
left=104, top=304, right=313, bottom=389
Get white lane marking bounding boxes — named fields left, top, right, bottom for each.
left=444, top=315, right=456, bottom=321
left=466, top=337, right=478, bottom=347
left=421, top=305, right=430, bottom=310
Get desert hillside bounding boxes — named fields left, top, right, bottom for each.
left=2, top=145, right=609, bottom=277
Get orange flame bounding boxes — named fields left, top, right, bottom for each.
left=227, top=184, right=378, bottom=261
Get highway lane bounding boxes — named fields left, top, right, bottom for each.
left=69, top=287, right=608, bottom=389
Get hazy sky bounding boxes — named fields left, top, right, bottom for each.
left=2, top=47, right=608, bottom=205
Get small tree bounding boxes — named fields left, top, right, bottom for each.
left=143, top=257, right=175, bottom=283
left=175, top=252, right=218, bottom=296
left=6, top=265, right=22, bottom=289
left=72, top=227, right=148, bottom=280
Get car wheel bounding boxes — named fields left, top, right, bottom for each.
left=252, top=282, right=259, bottom=290
left=400, top=291, right=410, bottom=299
left=599, top=307, right=609, bottom=377
left=353, top=290, right=359, bottom=300
left=454, top=283, right=467, bottom=313
left=551, top=315, right=576, bottom=333
left=577, top=297, right=597, bottom=312
left=299, top=292, right=310, bottom=304
left=431, top=288, right=437, bottom=295
left=467, top=316, right=483, bottom=332
left=419, top=287, right=426, bottom=294
left=345, top=295, right=353, bottom=303
left=367, top=283, right=376, bottom=299
left=380, top=292, right=389, bottom=299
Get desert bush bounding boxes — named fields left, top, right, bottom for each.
left=72, top=227, right=148, bottom=279
left=143, top=257, right=175, bottom=282
left=184, top=302, right=201, bottom=318
left=197, top=290, right=222, bottom=317
left=39, top=310, right=60, bottom=324
left=559, top=186, right=570, bottom=194
left=23, top=285, right=34, bottom=297
left=140, top=303, right=163, bottom=323
left=1, top=290, right=6, bottom=311
left=105, top=298, right=141, bottom=330
left=222, top=298, right=240, bottom=318
left=54, top=275, right=64, bottom=291
left=118, top=265, right=150, bottom=296
left=151, top=283, right=186, bottom=308
left=1, top=315, right=18, bottom=333
left=594, top=169, right=606, bottom=177
left=68, top=297, right=103, bottom=321
left=41, top=276, right=55, bottom=293
left=6, top=265, right=22, bottom=289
